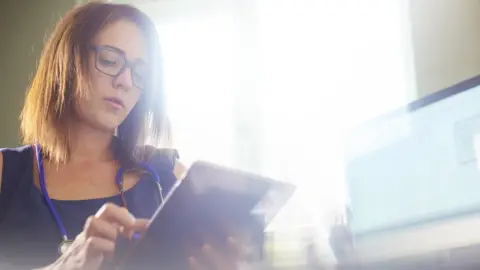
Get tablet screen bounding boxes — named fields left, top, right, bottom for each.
left=114, top=161, right=294, bottom=270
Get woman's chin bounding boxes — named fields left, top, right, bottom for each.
left=93, top=115, right=124, bottom=132
left=85, top=120, right=120, bottom=134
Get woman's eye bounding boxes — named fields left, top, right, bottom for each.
left=100, top=59, right=117, bottom=66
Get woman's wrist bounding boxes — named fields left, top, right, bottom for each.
left=35, top=255, right=70, bottom=270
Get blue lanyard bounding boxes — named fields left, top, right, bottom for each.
left=35, top=144, right=69, bottom=241
left=34, top=144, right=162, bottom=248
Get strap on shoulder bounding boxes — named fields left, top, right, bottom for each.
left=140, top=145, right=179, bottom=172
left=0, top=146, right=33, bottom=223
left=139, top=146, right=180, bottom=194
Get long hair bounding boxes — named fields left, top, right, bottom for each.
left=20, top=2, right=165, bottom=166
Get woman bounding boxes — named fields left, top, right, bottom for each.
left=0, top=3, right=240, bottom=270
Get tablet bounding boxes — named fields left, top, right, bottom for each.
left=113, top=161, right=295, bottom=270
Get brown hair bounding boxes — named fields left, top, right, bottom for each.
left=20, top=2, right=164, bottom=166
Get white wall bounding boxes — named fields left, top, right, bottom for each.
left=0, top=0, right=77, bottom=146
left=410, top=0, right=480, bottom=97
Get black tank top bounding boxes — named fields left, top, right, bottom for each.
left=0, top=145, right=178, bottom=269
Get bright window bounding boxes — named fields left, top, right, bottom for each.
left=134, top=0, right=415, bottom=265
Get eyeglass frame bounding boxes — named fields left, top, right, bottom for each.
left=89, top=45, right=148, bottom=90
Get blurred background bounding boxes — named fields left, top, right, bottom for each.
left=1, top=0, right=479, bottom=269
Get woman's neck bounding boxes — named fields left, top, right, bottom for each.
left=67, top=124, right=114, bottom=164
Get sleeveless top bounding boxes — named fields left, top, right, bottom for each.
left=0, top=145, right=178, bottom=269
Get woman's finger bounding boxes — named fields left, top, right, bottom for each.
left=227, top=236, right=243, bottom=260
left=84, top=216, right=119, bottom=240
left=122, top=218, right=150, bottom=239
left=215, top=220, right=247, bottom=258
left=84, top=236, right=116, bottom=259
left=94, top=203, right=151, bottom=239
left=188, top=256, right=207, bottom=270
left=200, top=244, right=230, bottom=270
left=95, top=203, right=136, bottom=229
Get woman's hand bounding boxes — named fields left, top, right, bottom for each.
left=188, top=232, right=255, bottom=270
left=46, top=203, right=148, bottom=270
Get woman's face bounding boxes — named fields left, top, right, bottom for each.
left=76, top=20, right=148, bottom=132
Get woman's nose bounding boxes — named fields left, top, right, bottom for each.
left=113, top=68, right=134, bottom=90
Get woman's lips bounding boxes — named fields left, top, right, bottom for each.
left=104, top=97, right=125, bottom=109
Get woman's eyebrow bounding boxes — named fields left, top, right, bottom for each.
left=98, top=44, right=147, bottom=63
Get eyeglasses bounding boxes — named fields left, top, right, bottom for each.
left=90, top=45, right=148, bottom=90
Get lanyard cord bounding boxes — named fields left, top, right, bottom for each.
left=118, top=164, right=163, bottom=207
left=35, top=144, right=69, bottom=241
left=116, top=167, right=128, bottom=208
left=35, top=144, right=127, bottom=241
left=35, top=144, right=163, bottom=243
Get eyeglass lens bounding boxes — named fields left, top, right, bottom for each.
left=96, top=48, right=146, bottom=90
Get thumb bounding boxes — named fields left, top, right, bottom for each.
left=124, top=218, right=150, bottom=240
